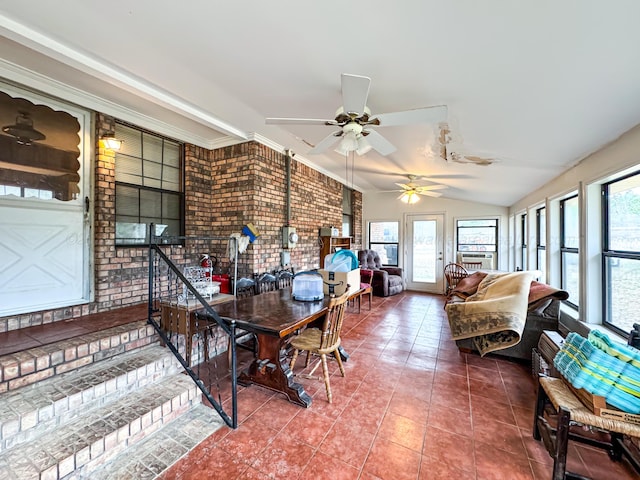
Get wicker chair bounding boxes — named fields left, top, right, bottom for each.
left=289, top=290, right=350, bottom=403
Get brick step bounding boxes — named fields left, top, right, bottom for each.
left=88, top=403, right=224, bottom=480
left=0, top=373, right=204, bottom=480
left=0, top=320, right=159, bottom=393
left=0, top=344, right=181, bottom=452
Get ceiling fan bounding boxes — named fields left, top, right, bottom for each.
left=266, top=73, right=447, bottom=157
left=381, top=174, right=448, bottom=204
left=437, top=122, right=497, bottom=166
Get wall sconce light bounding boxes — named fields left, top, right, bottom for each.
left=399, top=191, right=420, bottom=204
left=100, top=134, right=122, bottom=151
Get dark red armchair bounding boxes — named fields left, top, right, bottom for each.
left=357, top=249, right=404, bottom=297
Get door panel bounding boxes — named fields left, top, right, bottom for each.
left=405, top=214, right=444, bottom=293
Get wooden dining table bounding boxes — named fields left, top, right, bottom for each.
left=213, top=289, right=330, bottom=407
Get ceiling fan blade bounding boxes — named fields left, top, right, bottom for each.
left=341, top=74, right=371, bottom=116
left=394, top=183, right=412, bottom=189
left=419, top=190, right=443, bottom=198
left=308, top=131, right=342, bottom=154
left=372, top=105, right=448, bottom=127
left=415, top=184, right=448, bottom=191
left=364, top=129, right=396, bottom=156
left=266, top=117, right=336, bottom=126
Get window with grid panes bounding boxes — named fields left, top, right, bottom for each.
left=603, top=172, right=640, bottom=337
left=560, top=195, right=579, bottom=307
left=536, top=207, right=546, bottom=279
left=342, top=186, right=353, bottom=237
left=521, top=213, right=527, bottom=270
left=114, top=123, right=184, bottom=245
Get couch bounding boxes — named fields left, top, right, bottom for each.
left=357, top=249, right=404, bottom=297
left=445, top=272, right=567, bottom=361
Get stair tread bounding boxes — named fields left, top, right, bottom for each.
left=0, top=345, right=181, bottom=453
left=0, top=373, right=198, bottom=478
left=88, top=403, right=225, bottom=480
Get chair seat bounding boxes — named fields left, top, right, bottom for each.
left=290, top=328, right=322, bottom=351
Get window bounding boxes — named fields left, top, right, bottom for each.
left=342, top=186, right=353, bottom=237
left=456, top=219, right=497, bottom=252
left=115, top=123, right=183, bottom=245
left=603, top=172, right=640, bottom=336
left=368, top=221, right=399, bottom=266
left=560, top=195, right=579, bottom=307
left=536, top=207, right=546, bottom=279
left=520, top=213, right=527, bottom=270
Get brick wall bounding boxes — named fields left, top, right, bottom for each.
left=0, top=114, right=361, bottom=332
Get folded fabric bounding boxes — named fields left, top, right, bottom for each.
left=554, top=332, right=640, bottom=413
left=588, top=330, right=640, bottom=369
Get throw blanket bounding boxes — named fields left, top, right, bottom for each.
left=445, top=271, right=536, bottom=356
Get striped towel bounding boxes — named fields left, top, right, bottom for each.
left=554, top=332, right=640, bottom=414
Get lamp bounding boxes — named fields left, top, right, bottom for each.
left=2, top=111, right=46, bottom=146
left=100, top=134, right=122, bottom=151
left=400, top=191, right=420, bottom=204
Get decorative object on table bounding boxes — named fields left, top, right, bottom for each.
left=292, top=271, right=324, bottom=301
left=289, top=290, right=350, bottom=403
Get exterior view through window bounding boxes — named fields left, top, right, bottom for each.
left=603, top=172, right=640, bottom=335
left=368, top=221, right=399, bottom=266
left=560, top=195, right=579, bottom=307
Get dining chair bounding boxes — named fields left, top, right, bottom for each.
left=461, top=261, right=482, bottom=271
left=443, top=263, right=469, bottom=297
left=228, top=276, right=258, bottom=366
left=274, top=269, right=294, bottom=289
left=289, top=290, right=350, bottom=403
left=255, top=272, right=278, bottom=294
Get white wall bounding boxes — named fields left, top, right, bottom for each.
left=510, top=124, right=640, bottom=214
left=362, top=193, right=509, bottom=270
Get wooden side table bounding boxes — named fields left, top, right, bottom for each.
left=160, top=294, right=234, bottom=365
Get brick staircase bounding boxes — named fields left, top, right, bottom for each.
left=0, top=318, right=226, bottom=479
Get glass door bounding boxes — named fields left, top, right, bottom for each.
left=405, top=214, right=445, bottom=293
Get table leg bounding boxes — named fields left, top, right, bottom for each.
left=237, top=334, right=312, bottom=407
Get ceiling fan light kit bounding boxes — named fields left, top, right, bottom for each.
left=399, top=191, right=421, bottom=204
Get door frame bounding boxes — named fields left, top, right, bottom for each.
left=404, top=212, right=445, bottom=294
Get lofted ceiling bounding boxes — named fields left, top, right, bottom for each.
left=1, top=1, right=640, bottom=206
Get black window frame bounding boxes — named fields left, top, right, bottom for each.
left=342, top=186, right=353, bottom=238
left=114, top=122, right=185, bottom=246
left=560, top=195, right=579, bottom=308
left=536, top=207, right=546, bottom=275
left=456, top=218, right=498, bottom=253
left=602, top=170, right=640, bottom=338
left=368, top=221, right=399, bottom=267
left=520, top=213, right=527, bottom=270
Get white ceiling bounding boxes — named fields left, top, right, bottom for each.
left=2, top=1, right=640, bottom=206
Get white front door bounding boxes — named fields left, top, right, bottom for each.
left=405, top=214, right=445, bottom=293
left=0, top=83, right=91, bottom=317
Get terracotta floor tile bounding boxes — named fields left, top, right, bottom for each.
left=474, top=440, right=534, bottom=480
left=248, top=395, right=301, bottom=431
left=282, top=409, right=335, bottom=448
left=216, top=416, right=278, bottom=463
left=235, top=466, right=273, bottom=479
left=470, top=392, right=516, bottom=425
left=318, top=416, right=376, bottom=469
left=177, top=445, right=249, bottom=479
left=387, top=391, right=430, bottom=425
left=427, top=403, right=473, bottom=438
left=576, top=443, right=639, bottom=479
left=377, top=411, right=426, bottom=452
left=468, top=364, right=501, bottom=383
left=419, top=454, right=476, bottom=480
left=362, top=437, right=421, bottom=480
left=469, top=376, right=508, bottom=401
left=249, top=431, right=315, bottom=479
left=422, top=425, right=476, bottom=473
left=300, top=451, right=360, bottom=480
left=472, top=416, right=527, bottom=456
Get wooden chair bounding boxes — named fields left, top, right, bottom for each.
left=255, top=272, right=277, bottom=294
left=461, top=261, right=482, bottom=271
left=349, top=269, right=373, bottom=313
left=274, top=269, right=294, bottom=290
left=228, top=277, right=257, bottom=366
left=289, top=290, right=350, bottom=403
left=444, top=263, right=469, bottom=297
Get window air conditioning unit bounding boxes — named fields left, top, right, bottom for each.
left=457, top=252, right=496, bottom=270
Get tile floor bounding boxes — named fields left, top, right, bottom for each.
left=157, top=292, right=638, bottom=480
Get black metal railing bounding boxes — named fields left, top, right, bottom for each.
left=147, top=228, right=240, bottom=428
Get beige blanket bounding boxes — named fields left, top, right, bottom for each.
left=445, top=271, right=536, bottom=356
